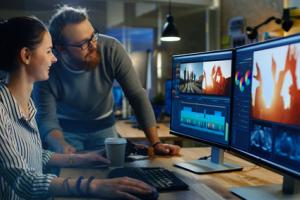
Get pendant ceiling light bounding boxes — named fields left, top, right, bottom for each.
left=161, top=0, right=181, bottom=42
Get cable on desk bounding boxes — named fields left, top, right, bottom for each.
left=198, top=155, right=211, bottom=160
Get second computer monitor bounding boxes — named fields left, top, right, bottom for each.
left=170, top=49, right=242, bottom=174
left=230, top=33, right=300, bottom=199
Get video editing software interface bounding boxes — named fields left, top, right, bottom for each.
left=170, top=50, right=233, bottom=146
left=231, top=34, right=300, bottom=176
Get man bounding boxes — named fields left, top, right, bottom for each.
left=33, top=5, right=180, bottom=156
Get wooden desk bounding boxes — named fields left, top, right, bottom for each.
left=115, top=120, right=183, bottom=145
left=57, top=148, right=282, bottom=200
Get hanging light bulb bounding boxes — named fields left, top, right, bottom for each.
left=161, top=0, right=181, bottom=42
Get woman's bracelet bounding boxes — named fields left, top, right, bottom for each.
left=76, top=176, right=85, bottom=196
left=63, top=177, right=74, bottom=196
left=86, top=176, right=95, bottom=196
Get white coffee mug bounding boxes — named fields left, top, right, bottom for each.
left=105, top=138, right=127, bottom=167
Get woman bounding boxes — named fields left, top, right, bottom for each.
left=0, top=16, right=156, bottom=200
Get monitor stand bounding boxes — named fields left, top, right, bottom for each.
left=231, top=175, right=300, bottom=200
left=174, top=147, right=242, bottom=174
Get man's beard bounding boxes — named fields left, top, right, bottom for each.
left=61, top=47, right=101, bottom=71
left=83, top=48, right=101, bottom=71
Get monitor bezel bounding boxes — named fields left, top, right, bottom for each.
left=170, top=49, right=235, bottom=149
left=230, top=33, right=300, bottom=179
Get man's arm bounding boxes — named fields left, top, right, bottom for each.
left=111, top=39, right=180, bottom=155
left=143, top=126, right=160, bottom=145
left=33, top=81, right=76, bottom=153
left=144, top=126, right=180, bottom=155
left=46, top=129, right=76, bottom=154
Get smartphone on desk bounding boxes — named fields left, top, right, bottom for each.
left=128, top=154, right=149, bottom=160
left=126, top=154, right=149, bottom=162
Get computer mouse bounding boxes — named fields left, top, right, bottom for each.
left=133, top=189, right=159, bottom=200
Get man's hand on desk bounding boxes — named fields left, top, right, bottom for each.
left=126, top=140, right=180, bottom=156
left=153, top=143, right=181, bottom=156
left=143, top=126, right=180, bottom=156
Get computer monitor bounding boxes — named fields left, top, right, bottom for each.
left=170, top=49, right=242, bottom=174
left=230, top=34, right=300, bottom=199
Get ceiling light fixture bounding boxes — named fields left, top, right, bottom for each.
left=161, top=0, right=181, bottom=42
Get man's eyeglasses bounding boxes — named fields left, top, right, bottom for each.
left=63, top=32, right=99, bottom=50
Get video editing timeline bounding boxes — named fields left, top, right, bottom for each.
left=171, top=50, right=232, bottom=146
left=231, top=36, right=300, bottom=176
left=180, top=103, right=228, bottom=137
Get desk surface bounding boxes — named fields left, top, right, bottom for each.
left=115, top=120, right=180, bottom=142
left=58, top=148, right=282, bottom=200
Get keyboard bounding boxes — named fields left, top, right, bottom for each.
left=107, top=167, right=189, bottom=192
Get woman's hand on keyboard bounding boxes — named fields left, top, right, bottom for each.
left=89, top=177, right=156, bottom=200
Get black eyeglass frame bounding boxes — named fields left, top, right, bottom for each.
left=61, top=32, right=99, bottom=50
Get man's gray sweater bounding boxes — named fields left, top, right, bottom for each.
left=33, top=34, right=156, bottom=140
